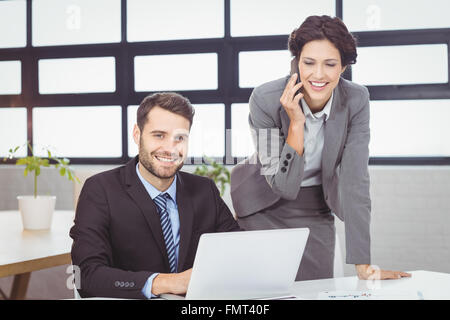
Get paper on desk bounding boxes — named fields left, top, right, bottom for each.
left=317, top=290, right=424, bottom=300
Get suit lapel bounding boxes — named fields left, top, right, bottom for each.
left=124, top=157, right=169, bottom=269
left=322, top=83, right=348, bottom=189
left=175, top=172, right=194, bottom=271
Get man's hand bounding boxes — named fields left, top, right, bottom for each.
left=355, top=264, right=412, bottom=280
left=152, top=268, right=192, bottom=296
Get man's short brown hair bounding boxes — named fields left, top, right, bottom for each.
left=137, top=92, right=195, bottom=131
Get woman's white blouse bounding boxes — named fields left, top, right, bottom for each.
left=300, top=92, right=333, bottom=187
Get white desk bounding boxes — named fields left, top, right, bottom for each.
left=78, top=270, right=450, bottom=300
left=0, top=210, right=74, bottom=299
left=291, top=270, right=450, bottom=300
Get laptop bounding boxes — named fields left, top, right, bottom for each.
left=161, top=227, right=309, bottom=300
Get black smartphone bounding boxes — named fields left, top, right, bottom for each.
left=290, top=58, right=303, bottom=97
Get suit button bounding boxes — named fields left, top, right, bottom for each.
left=283, top=160, right=288, bottom=166
left=124, top=282, right=130, bottom=288
left=281, top=167, right=287, bottom=173
left=120, top=281, right=125, bottom=287
left=114, top=281, right=120, bottom=287
left=286, top=153, right=292, bottom=160
left=130, top=282, right=135, bottom=288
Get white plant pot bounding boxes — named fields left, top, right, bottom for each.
left=17, top=195, right=56, bottom=230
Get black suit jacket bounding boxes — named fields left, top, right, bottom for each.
left=70, top=156, right=241, bottom=299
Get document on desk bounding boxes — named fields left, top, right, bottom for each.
left=317, top=290, right=424, bottom=300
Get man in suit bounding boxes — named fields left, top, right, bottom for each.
left=70, top=92, right=240, bottom=299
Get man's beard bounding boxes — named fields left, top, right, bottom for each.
left=139, top=140, right=184, bottom=180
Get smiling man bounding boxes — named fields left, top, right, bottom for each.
left=70, top=92, right=241, bottom=299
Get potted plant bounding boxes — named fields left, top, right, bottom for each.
left=193, top=157, right=230, bottom=197
left=3, top=142, right=79, bottom=230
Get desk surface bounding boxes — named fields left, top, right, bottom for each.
left=78, top=270, right=450, bottom=300
left=0, top=210, right=74, bottom=277
left=291, top=270, right=450, bottom=300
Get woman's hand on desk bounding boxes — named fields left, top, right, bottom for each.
left=355, top=264, right=412, bottom=280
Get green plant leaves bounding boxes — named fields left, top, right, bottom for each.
left=193, top=157, right=230, bottom=197
left=5, top=142, right=80, bottom=196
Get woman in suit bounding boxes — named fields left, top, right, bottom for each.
left=230, top=15, right=411, bottom=281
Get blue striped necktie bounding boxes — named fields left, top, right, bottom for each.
left=154, top=193, right=177, bottom=273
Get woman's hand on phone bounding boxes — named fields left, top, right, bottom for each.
left=280, top=73, right=305, bottom=125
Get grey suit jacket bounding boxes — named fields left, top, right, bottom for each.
left=230, top=76, right=371, bottom=265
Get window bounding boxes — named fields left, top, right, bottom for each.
left=134, top=53, right=218, bottom=92
left=32, top=0, right=121, bottom=46
left=0, top=61, right=21, bottom=94
left=188, top=104, right=224, bottom=157
left=127, top=0, right=224, bottom=42
left=38, top=57, right=116, bottom=94
left=370, top=100, right=450, bottom=157
left=344, top=0, right=450, bottom=31
left=1, top=0, right=449, bottom=165
left=33, top=106, right=122, bottom=158
left=231, top=103, right=255, bottom=157
left=239, top=50, right=292, bottom=88
left=353, top=44, right=448, bottom=86
left=230, top=0, right=335, bottom=36
left=127, top=105, right=139, bottom=157
left=0, top=0, right=26, bottom=48
left=0, top=108, right=27, bottom=157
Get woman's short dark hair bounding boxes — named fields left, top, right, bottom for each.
left=137, top=92, right=195, bottom=131
left=288, top=15, right=357, bottom=66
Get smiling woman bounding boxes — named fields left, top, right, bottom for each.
left=230, top=15, right=411, bottom=283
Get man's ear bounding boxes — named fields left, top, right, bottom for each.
left=133, top=124, right=140, bottom=146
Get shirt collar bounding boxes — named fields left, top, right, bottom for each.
left=301, top=91, right=333, bottom=121
left=135, top=163, right=177, bottom=202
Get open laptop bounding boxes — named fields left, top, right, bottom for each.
left=161, top=227, right=309, bottom=300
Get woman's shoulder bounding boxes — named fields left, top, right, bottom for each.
left=250, top=76, right=289, bottom=114
left=337, top=79, right=370, bottom=120
left=338, top=78, right=370, bottom=101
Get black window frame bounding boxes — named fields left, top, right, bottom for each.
left=1, top=0, right=449, bottom=165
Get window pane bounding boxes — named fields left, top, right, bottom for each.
left=38, top=57, right=116, bottom=94
left=188, top=104, right=224, bottom=157
left=32, top=0, right=121, bottom=46
left=352, top=45, right=448, bottom=86
left=370, top=100, right=450, bottom=157
left=0, top=0, right=26, bottom=48
left=128, top=104, right=224, bottom=158
left=134, top=53, right=217, bottom=91
left=239, top=50, right=292, bottom=88
left=127, top=0, right=224, bottom=42
left=232, top=103, right=255, bottom=157
left=0, top=108, right=27, bottom=157
left=231, top=0, right=335, bottom=37
left=33, top=106, right=122, bottom=157
left=344, top=0, right=450, bottom=31
left=0, top=61, right=21, bottom=94
left=128, top=105, right=138, bottom=157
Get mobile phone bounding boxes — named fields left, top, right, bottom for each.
left=290, top=58, right=303, bottom=97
